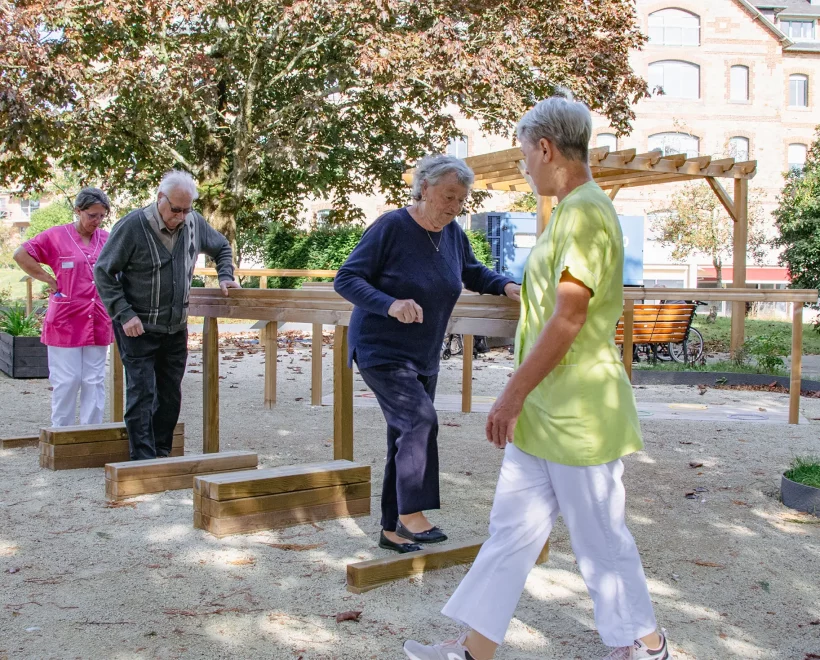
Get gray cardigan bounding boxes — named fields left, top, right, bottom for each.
left=95, top=208, right=234, bottom=333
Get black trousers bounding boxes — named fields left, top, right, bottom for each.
left=358, top=363, right=440, bottom=532
left=113, top=323, right=187, bottom=460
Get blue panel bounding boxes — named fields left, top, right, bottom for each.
left=619, top=215, right=644, bottom=286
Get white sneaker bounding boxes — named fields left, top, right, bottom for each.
left=403, top=632, right=474, bottom=660
left=602, top=635, right=671, bottom=660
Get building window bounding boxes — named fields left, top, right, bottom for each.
left=728, top=137, right=750, bottom=162
left=648, top=60, right=700, bottom=99
left=648, top=9, right=700, bottom=46
left=20, top=199, right=40, bottom=219
left=730, top=65, right=749, bottom=102
left=597, top=133, right=618, bottom=151
left=789, top=74, right=809, bottom=107
left=648, top=132, right=700, bottom=158
left=781, top=20, right=815, bottom=40
left=788, top=143, right=808, bottom=171
left=446, top=136, right=468, bottom=159
left=0, top=197, right=7, bottom=219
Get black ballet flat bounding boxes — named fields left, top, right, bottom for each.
left=395, top=520, right=448, bottom=544
left=379, top=531, right=422, bottom=554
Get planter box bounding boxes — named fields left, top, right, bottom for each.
left=781, top=474, right=820, bottom=517
left=0, top=332, right=49, bottom=379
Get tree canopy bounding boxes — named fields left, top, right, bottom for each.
left=1, top=0, right=647, bottom=244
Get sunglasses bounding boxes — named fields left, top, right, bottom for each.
left=161, top=193, right=193, bottom=215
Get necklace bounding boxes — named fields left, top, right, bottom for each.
left=426, top=229, right=443, bottom=252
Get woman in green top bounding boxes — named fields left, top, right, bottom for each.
left=404, top=95, right=671, bottom=660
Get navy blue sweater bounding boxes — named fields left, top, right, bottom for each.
left=334, top=208, right=512, bottom=376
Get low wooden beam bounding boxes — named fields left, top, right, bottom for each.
left=346, top=539, right=550, bottom=594
left=0, top=435, right=39, bottom=449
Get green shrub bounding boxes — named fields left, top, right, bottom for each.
left=743, top=331, right=790, bottom=374
left=0, top=304, right=42, bottom=337
left=465, top=229, right=493, bottom=268
left=785, top=456, right=820, bottom=489
left=25, top=202, right=73, bottom=239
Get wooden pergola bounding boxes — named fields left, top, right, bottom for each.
left=404, top=145, right=758, bottom=353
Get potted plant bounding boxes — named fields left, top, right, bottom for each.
left=0, top=304, right=48, bottom=378
left=781, top=457, right=820, bottom=517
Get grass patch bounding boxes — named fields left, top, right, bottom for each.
left=633, top=359, right=787, bottom=376
left=0, top=268, right=30, bottom=302
left=694, top=316, right=820, bottom=355
left=784, top=457, right=820, bottom=489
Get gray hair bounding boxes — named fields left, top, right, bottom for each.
left=158, top=170, right=199, bottom=200
left=516, top=90, right=592, bottom=163
left=410, top=154, right=474, bottom=201
left=74, top=187, right=110, bottom=212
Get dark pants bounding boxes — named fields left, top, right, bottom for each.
left=113, top=323, right=188, bottom=460
left=358, top=363, right=440, bottom=532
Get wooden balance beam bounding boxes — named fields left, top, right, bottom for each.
left=105, top=451, right=259, bottom=500
left=1, top=435, right=40, bottom=449
left=347, top=539, right=550, bottom=594
left=39, top=422, right=184, bottom=470
left=194, top=459, right=371, bottom=537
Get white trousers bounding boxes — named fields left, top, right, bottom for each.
left=47, top=346, right=108, bottom=427
left=442, top=443, right=657, bottom=648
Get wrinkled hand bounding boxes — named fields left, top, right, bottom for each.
left=486, top=387, right=524, bottom=449
left=388, top=299, right=423, bottom=324
left=220, top=280, right=242, bottom=297
left=122, top=316, right=145, bottom=338
left=504, top=282, right=521, bottom=302
left=46, top=277, right=59, bottom=295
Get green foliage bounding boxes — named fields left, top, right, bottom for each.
left=191, top=276, right=205, bottom=288
left=785, top=456, right=820, bottom=489
left=25, top=202, right=73, bottom=239
left=0, top=284, right=11, bottom=306
left=772, top=128, right=820, bottom=332
left=0, top=303, right=42, bottom=336
left=263, top=224, right=365, bottom=288
left=465, top=230, right=493, bottom=268
left=508, top=193, right=537, bottom=213
left=0, top=224, right=17, bottom=268
left=742, top=332, right=790, bottom=374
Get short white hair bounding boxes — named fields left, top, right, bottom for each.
left=410, top=155, right=474, bottom=201
left=516, top=90, right=592, bottom=162
left=158, top=170, right=199, bottom=200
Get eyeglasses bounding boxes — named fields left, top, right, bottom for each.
left=82, top=212, right=108, bottom=221
left=161, top=194, right=192, bottom=215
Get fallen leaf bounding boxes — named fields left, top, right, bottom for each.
left=719, top=633, right=727, bottom=639
left=260, top=543, right=324, bottom=552
left=693, top=560, right=725, bottom=568
left=689, top=461, right=703, bottom=468
left=335, top=610, right=362, bottom=623
left=104, top=501, right=137, bottom=509
left=731, top=500, right=749, bottom=507
left=227, top=558, right=256, bottom=566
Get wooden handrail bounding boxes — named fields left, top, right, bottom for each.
left=195, top=267, right=337, bottom=278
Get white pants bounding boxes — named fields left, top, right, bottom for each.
left=47, top=346, right=108, bottom=427
left=442, top=443, right=657, bottom=648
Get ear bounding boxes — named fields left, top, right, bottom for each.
left=539, top=138, right=553, bottom=163
left=420, top=180, right=429, bottom=200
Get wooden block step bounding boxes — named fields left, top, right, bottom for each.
left=40, top=434, right=183, bottom=458
left=195, top=481, right=370, bottom=518
left=1, top=435, right=40, bottom=449
left=40, top=422, right=184, bottom=446
left=194, top=497, right=370, bottom=538
left=40, top=445, right=183, bottom=471
left=104, top=451, right=259, bottom=500
left=346, top=539, right=550, bottom=594
left=194, top=460, right=371, bottom=501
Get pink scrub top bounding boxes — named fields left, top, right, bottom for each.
left=24, top=224, right=114, bottom=348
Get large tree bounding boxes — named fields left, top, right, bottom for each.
left=1, top=0, right=647, bottom=246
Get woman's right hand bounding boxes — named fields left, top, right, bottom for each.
left=46, top=277, right=59, bottom=295
left=388, top=299, right=423, bottom=324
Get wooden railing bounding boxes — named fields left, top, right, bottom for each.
left=194, top=267, right=337, bottom=288
left=106, top=287, right=817, bottom=460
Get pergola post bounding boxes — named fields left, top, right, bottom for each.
left=535, top=196, right=553, bottom=237
left=731, top=178, right=749, bottom=357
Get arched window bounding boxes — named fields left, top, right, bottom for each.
left=648, top=60, right=700, bottom=99
left=648, top=9, right=700, bottom=46
left=788, top=143, right=808, bottom=171
left=730, top=66, right=749, bottom=102
left=597, top=133, right=618, bottom=151
left=446, top=136, right=468, bottom=159
left=789, top=74, right=809, bottom=107
left=728, top=137, right=750, bottom=161
left=648, top=132, right=700, bottom=158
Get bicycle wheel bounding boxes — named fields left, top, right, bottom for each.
left=669, top=328, right=704, bottom=364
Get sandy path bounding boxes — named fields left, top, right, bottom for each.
left=1, top=335, right=819, bottom=659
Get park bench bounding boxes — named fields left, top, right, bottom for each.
left=615, top=303, right=700, bottom=364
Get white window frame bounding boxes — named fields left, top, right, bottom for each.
left=789, top=74, right=809, bottom=107
left=20, top=199, right=40, bottom=219
left=648, top=9, right=700, bottom=47
left=781, top=20, right=815, bottom=41
left=596, top=133, right=618, bottom=151
left=648, top=132, right=700, bottom=158
left=730, top=65, right=749, bottom=102
left=728, top=137, right=750, bottom=162
left=648, top=60, right=700, bottom=100
left=788, top=143, right=808, bottom=171
left=446, top=136, right=468, bottom=159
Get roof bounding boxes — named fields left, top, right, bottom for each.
left=403, top=147, right=757, bottom=194
left=752, top=0, right=820, bottom=16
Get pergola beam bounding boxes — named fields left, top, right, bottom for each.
left=706, top=178, right=738, bottom=222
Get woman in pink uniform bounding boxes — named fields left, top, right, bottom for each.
left=13, top=188, right=113, bottom=426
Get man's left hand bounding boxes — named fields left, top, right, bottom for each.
left=220, top=280, right=242, bottom=297
left=486, top=387, right=524, bottom=449
left=504, top=282, right=521, bottom=302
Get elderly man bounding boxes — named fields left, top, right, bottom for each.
left=95, top=170, right=239, bottom=460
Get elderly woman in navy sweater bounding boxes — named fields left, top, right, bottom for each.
left=334, top=155, right=520, bottom=553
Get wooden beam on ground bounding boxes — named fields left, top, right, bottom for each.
left=333, top=325, right=354, bottom=461
left=0, top=435, right=40, bottom=449
left=263, top=321, right=277, bottom=408
left=346, top=539, right=550, bottom=594
left=706, top=178, right=737, bottom=222
left=730, top=178, right=749, bottom=358
left=462, top=334, right=473, bottom=413
left=623, top=300, right=634, bottom=382
left=311, top=323, right=323, bottom=406
left=109, top=343, right=124, bottom=423
left=203, top=316, right=220, bottom=453
left=790, top=303, right=803, bottom=425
